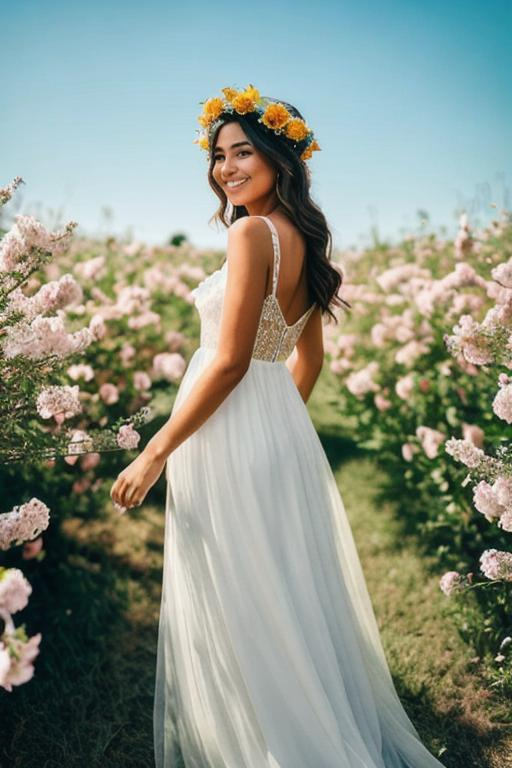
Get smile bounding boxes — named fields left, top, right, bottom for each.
left=226, top=178, right=249, bottom=189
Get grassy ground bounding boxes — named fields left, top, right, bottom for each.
left=2, top=367, right=511, bottom=767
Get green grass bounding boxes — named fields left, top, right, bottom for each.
left=1, top=366, right=511, bottom=767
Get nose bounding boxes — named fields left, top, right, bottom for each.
left=220, top=157, right=238, bottom=180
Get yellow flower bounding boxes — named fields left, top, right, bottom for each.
left=194, top=134, right=209, bottom=150
left=244, top=84, right=260, bottom=102
left=300, top=139, right=321, bottom=161
left=221, top=87, right=238, bottom=103
left=231, top=92, right=257, bottom=114
left=198, top=97, right=224, bottom=128
left=261, top=103, right=291, bottom=131
left=284, top=118, right=310, bottom=142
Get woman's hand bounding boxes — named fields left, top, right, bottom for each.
left=110, top=448, right=167, bottom=511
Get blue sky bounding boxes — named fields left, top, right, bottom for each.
left=2, top=0, right=510, bottom=252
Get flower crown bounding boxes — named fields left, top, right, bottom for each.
left=193, top=84, right=321, bottom=162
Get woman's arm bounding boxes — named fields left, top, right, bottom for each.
left=144, top=217, right=273, bottom=462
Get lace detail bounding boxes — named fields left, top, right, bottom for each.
left=192, top=217, right=315, bottom=361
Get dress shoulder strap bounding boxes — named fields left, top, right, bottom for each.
left=254, top=216, right=280, bottom=296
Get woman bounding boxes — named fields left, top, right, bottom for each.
left=111, top=85, right=446, bottom=767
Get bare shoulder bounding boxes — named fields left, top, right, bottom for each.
left=227, top=217, right=275, bottom=266
left=228, top=216, right=273, bottom=240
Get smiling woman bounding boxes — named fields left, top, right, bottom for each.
left=146, top=84, right=449, bottom=768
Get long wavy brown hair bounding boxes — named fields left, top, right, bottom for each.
left=205, top=101, right=351, bottom=324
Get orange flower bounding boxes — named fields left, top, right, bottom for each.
left=284, top=118, right=310, bottom=142
left=231, top=92, right=257, bottom=114
left=198, top=97, right=224, bottom=128
left=300, top=139, right=321, bottom=160
left=260, top=102, right=291, bottom=131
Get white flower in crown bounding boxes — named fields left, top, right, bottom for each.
left=193, top=84, right=321, bottom=162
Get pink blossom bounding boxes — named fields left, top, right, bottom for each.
left=371, top=323, right=388, bottom=348
left=36, top=385, right=81, bottom=421
left=493, top=476, right=512, bottom=507
left=67, top=363, right=94, bottom=382
left=0, top=215, right=76, bottom=271
left=6, top=274, right=82, bottom=321
left=480, top=549, right=512, bottom=582
left=394, top=340, right=429, bottom=367
left=152, top=352, right=187, bottom=383
left=0, top=498, right=50, bottom=551
left=89, top=314, right=106, bottom=341
left=0, top=633, right=42, bottom=692
left=345, top=362, right=380, bottom=397
left=2, top=314, right=94, bottom=360
left=374, top=393, right=392, bottom=411
left=116, top=424, right=141, bottom=450
left=99, top=383, right=119, bottom=405
left=133, top=371, right=151, bottom=391
left=74, top=255, right=106, bottom=281
left=439, top=571, right=464, bottom=596
left=120, top=343, right=136, bottom=366
left=395, top=373, right=415, bottom=401
left=401, top=443, right=419, bottom=462
left=416, top=426, right=446, bottom=459
left=329, top=358, right=352, bottom=375
left=473, top=481, right=505, bottom=521
left=498, top=509, right=512, bottom=533
left=444, top=438, right=485, bottom=468
left=375, top=264, right=431, bottom=293
left=115, top=285, right=151, bottom=315
left=0, top=568, right=32, bottom=614
left=128, top=311, right=161, bottom=330
left=491, top=260, right=512, bottom=289
left=492, top=378, right=512, bottom=423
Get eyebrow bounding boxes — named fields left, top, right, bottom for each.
left=213, top=141, right=253, bottom=153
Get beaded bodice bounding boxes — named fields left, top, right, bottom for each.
left=190, top=216, right=315, bottom=363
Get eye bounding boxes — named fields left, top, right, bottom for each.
left=214, top=150, right=251, bottom=161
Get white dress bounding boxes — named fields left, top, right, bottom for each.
left=153, top=216, right=446, bottom=768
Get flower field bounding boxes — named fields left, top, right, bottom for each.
left=0, top=177, right=511, bottom=765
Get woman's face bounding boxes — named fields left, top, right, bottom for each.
left=211, top=121, right=278, bottom=210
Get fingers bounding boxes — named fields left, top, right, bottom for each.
left=111, top=476, right=144, bottom=512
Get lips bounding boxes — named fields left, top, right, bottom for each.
left=225, top=178, right=249, bottom=189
